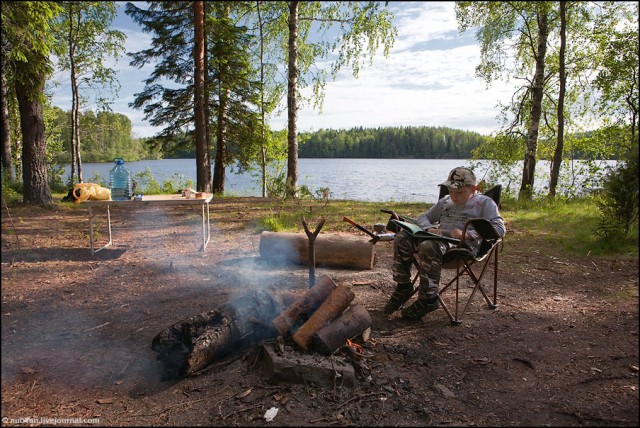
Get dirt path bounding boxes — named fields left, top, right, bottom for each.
left=1, top=198, right=638, bottom=426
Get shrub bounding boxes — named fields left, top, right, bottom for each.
left=595, top=157, right=639, bottom=238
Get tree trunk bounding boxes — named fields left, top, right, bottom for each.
left=71, top=79, right=83, bottom=183
left=15, top=62, right=52, bottom=205
left=519, top=7, right=548, bottom=201
left=193, top=1, right=211, bottom=193
left=549, top=1, right=567, bottom=199
left=212, top=2, right=231, bottom=195
left=285, top=0, right=299, bottom=198
left=1, top=52, right=13, bottom=181
left=213, top=81, right=229, bottom=194
left=257, top=2, right=268, bottom=198
left=68, top=5, right=78, bottom=184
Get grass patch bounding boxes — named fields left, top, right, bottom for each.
left=501, top=197, right=638, bottom=257
left=250, top=196, right=637, bottom=259
left=13, top=190, right=640, bottom=261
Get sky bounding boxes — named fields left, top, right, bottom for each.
left=50, top=2, right=518, bottom=139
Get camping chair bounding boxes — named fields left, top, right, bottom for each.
left=385, top=185, right=504, bottom=325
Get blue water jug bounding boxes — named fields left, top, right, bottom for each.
left=110, top=158, right=133, bottom=201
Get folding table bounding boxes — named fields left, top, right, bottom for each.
left=84, top=194, right=213, bottom=256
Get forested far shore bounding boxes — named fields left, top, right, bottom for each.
left=49, top=111, right=487, bottom=162
left=298, top=126, right=484, bottom=159
left=50, top=111, right=614, bottom=163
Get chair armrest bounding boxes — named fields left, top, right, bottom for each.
left=456, top=218, right=502, bottom=249
left=381, top=209, right=417, bottom=232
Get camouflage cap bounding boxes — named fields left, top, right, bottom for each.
left=440, top=167, right=477, bottom=189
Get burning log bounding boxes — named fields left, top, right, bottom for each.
left=313, top=304, right=372, bottom=356
left=271, top=275, right=337, bottom=337
left=259, top=231, right=376, bottom=270
left=292, top=285, right=355, bottom=351
left=151, top=290, right=286, bottom=379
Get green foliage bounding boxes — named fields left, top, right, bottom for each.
left=51, top=109, right=156, bottom=163
left=2, top=1, right=63, bottom=99
left=293, top=1, right=397, bottom=112
left=132, top=168, right=193, bottom=195
left=256, top=214, right=287, bottom=232
left=261, top=159, right=288, bottom=198
left=1, top=180, right=22, bottom=205
left=48, top=164, right=67, bottom=193
left=126, top=1, right=197, bottom=142
left=43, top=105, right=68, bottom=192
left=455, top=1, right=638, bottom=203
left=595, top=157, right=639, bottom=239
left=84, top=171, right=106, bottom=187
left=591, top=3, right=639, bottom=132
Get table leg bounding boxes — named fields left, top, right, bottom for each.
left=89, top=206, right=95, bottom=256
left=206, top=202, right=210, bottom=247
left=89, top=204, right=113, bottom=256
left=201, top=202, right=211, bottom=251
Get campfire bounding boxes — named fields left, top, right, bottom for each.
left=151, top=275, right=372, bottom=384
left=152, top=218, right=374, bottom=384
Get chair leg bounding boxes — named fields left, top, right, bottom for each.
left=411, top=251, right=499, bottom=325
left=438, top=265, right=464, bottom=325
left=439, top=252, right=500, bottom=324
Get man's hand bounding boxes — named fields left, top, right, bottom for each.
left=427, top=226, right=441, bottom=235
left=450, top=228, right=465, bottom=240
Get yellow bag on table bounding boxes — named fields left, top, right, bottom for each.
left=72, top=183, right=111, bottom=204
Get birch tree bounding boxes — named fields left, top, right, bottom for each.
left=281, top=1, right=397, bottom=197
left=53, top=1, right=125, bottom=184
left=456, top=1, right=553, bottom=201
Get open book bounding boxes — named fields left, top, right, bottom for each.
left=390, top=219, right=460, bottom=244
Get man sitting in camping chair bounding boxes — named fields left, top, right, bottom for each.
left=384, top=166, right=506, bottom=321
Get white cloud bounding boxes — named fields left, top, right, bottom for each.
left=51, top=1, right=517, bottom=138
left=269, top=2, right=516, bottom=135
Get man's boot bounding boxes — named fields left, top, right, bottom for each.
left=383, top=282, right=414, bottom=314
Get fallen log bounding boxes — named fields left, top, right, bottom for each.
left=259, top=231, right=376, bottom=270
left=313, top=304, right=372, bottom=356
left=271, top=275, right=336, bottom=337
left=151, top=290, right=286, bottom=379
left=292, top=285, right=355, bottom=351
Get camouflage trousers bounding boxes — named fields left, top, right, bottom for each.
left=392, top=230, right=453, bottom=300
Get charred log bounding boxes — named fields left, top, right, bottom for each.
left=151, top=290, right=286, bottom=379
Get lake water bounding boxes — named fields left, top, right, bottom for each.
left=64, top=158, right=614, bottom=203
